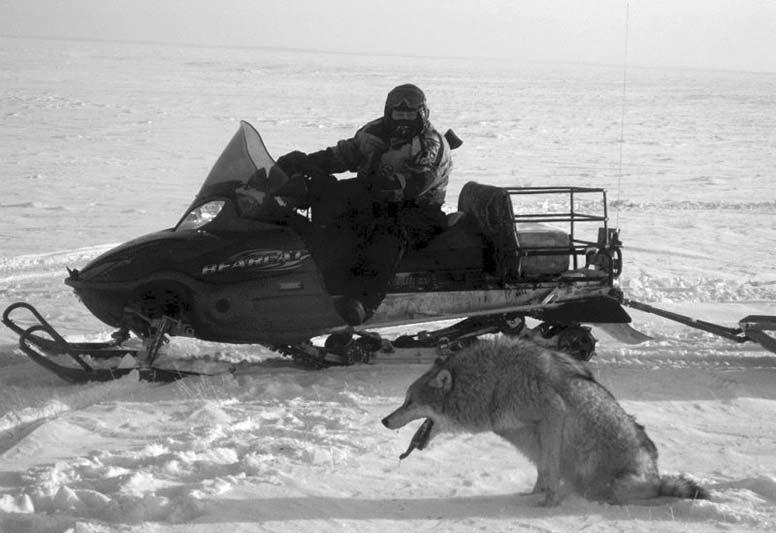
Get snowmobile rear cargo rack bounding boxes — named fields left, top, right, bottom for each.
left=507, top=186, right=619, bottom=272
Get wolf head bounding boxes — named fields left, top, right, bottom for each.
left=382, top=357, right=452, bottom=434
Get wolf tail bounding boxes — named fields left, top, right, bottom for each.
left=658, top=475, right=710, bottom=500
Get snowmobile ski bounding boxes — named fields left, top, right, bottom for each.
left=3, top=302, right=221, bottom=383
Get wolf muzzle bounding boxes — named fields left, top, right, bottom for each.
left=381, top=407, right=412, bottom=430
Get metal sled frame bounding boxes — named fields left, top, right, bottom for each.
left=2, top=302, right=203, bottom=383
left=505, top=188, right=776, bottom=355
left=622, top=298, right=776, bottom=353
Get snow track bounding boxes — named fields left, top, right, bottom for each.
left=1, top=344, right=775, bottom=531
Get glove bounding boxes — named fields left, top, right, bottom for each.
left=370, top=174, right=405, bottom=203
left=276, top=150, right=308, bottom=176
left=305, top=149, right=333, bottom=174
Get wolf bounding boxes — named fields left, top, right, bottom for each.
left=382, top=338, right=709, bottom=506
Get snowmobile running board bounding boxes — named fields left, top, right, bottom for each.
left=621, top=298, right=776, bottom=354
left=4, top=299, right=775, bottom=384
left=3, top=302, right=597, bottom=382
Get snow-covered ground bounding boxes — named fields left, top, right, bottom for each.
left=1, top=37, right=775, bottom=532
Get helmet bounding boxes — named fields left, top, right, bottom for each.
left=384, top=84, right=429, bottom=141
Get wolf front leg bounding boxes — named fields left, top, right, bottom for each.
left=495, top=424, right=556, bottom=503
left=534, top=406, right=567, bottom=506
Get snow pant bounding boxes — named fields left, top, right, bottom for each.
left=308, top=178, right=447, bottom=313
left=342, top=204, right=447, bottom=311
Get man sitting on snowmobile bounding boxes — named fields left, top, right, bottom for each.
left=277, top=83, right=454, bottom=325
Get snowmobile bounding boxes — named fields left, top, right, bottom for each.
left=4, top=121, right=775, bottom=383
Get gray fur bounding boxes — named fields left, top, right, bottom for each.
left=383, top=338, right=709, bottom=505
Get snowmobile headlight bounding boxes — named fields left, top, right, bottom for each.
left=177, top=201, right=225, bottom=231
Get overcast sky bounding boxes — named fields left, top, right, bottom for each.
left=1, top=0, right=775, bottom=72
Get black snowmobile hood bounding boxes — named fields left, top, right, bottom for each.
left=176, top=121, right=292, bottom=229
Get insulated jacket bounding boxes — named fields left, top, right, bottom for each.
left=313, top=117, right=452, bottom=207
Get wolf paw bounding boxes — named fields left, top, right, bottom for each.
left=539, top=491, right=561, bottom=507
left=529, top=474, right=553, bottom=495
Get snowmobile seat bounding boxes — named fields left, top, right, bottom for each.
left=398, top=212, right=486, bottom=273
left=457, top=181, right=521, bottom=279
left=457, top=181, right=571, bottom=279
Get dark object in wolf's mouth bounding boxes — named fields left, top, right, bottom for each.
left=399, top=418, right=434, bottom=460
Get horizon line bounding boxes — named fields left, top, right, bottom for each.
left=2, top=33, right=774, bottom=77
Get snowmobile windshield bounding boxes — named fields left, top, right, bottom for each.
left=176, top=121, right=290, bottom=230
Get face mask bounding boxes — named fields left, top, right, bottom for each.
left=388, top=107, right=422, bottom=141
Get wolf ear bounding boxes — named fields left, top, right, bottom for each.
left=429, top=369, right=453, bottom=391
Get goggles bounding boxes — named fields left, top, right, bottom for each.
left=390, top=93, right=425, bottom=109
left=390, top=108, right=420, bottom=121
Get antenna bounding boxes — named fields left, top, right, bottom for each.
left=615, top=0, right=630, bottom=228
